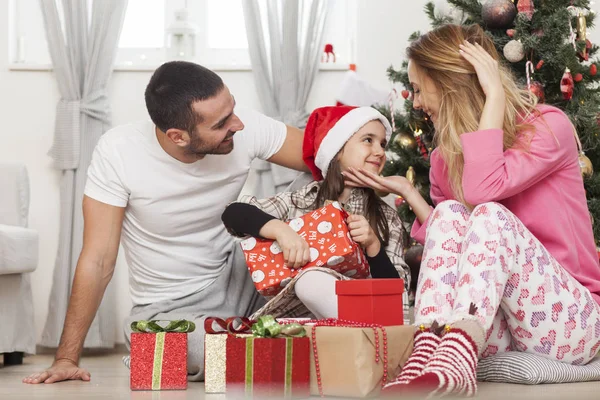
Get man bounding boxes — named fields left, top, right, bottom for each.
left=23, top=61, right=309, bottom=384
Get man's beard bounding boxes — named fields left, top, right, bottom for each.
left=185, top=131, right=235, bottom=158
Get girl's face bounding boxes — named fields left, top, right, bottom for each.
left=408, top=60, right=442, bottom=128
left=338, top=120, right=387, bottom=176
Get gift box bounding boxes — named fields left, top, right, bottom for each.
left=305, top=322, right=414, bottom=398
left=226, top=336, right=310, bottom=398
left=205, top=316, right=310, bottom=398
left=204, top=317, right=254, bottom=394
left=130, top=320, right=195, bottom=391
left=241, top=202, right=370, bottom=296
left=336, top=279, right=405, bottom=326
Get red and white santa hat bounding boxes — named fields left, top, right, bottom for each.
left=303, top=106, right=392, bottom=181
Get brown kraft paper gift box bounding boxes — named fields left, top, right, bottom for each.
left=304, top=325, right=414, bottom=398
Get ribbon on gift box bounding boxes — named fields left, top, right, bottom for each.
left=130, top=320, right=195, bottom=390
left=204, top=316, right=255, bottom=335
left=131, top=319, right=196, bottom=333
left=251, top=315, right=306, bottom=338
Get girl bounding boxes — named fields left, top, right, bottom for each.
left=344, top=24, right=600, bottom=397
left=222, top=105, right=409, bottom=320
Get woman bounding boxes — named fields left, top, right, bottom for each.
left=344, top=24, right=600, bottom=397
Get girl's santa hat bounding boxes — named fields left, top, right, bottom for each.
left=303, top=106, right=392, bottom=180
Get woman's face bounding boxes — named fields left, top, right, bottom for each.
left=407, top=60, right=442, bottom=128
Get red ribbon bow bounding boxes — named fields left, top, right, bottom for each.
left=204, top=316, right=256, bottom=335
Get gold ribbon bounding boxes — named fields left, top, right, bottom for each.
left=152, top=332, right=166, bottom=390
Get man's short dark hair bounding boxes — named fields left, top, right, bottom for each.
left=145, top=61, right=225, bottom=133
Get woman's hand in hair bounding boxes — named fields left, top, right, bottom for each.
left=347, top=214, right=380, bottom=257
left=458, top=41, right=503, bottom=99
left=261, top=220, right=311, bottom=269
left=459, top=41, right=505, bottom=131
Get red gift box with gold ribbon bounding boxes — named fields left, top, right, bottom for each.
left=226, top=335, right=310, bottom=398
left=240, top=202, right=370, bottom=296
left=129, top=320, right=195, bottom=391
left=204, top=316, right=310, bottom=397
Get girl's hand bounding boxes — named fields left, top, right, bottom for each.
left=342, top=167, right=413, bottom=197
left=347, top=214, right=380, bottom=257
left=265, top=221, right=310, bottom=269
left=459, top=41, right=504, bottom=100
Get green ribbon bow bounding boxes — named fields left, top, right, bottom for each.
left=251, top=315, right=306, bottom=338
left=130, top=319, right=196, bottom=333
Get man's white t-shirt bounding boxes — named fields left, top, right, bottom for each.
left=84, top=108, right=286, bottom=306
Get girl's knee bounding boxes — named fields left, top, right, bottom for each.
left=471, top=202, right=510, bottom=220
left=431, top=200, right=470, bottom=223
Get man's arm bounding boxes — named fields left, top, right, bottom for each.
left=23, top=196, right=125, bottom=384
left=267, top=125, right=310, bottom=172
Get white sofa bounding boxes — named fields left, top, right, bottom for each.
left=0, top=163, right=38, bottom=365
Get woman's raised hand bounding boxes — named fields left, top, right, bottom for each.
left=459, top=40, right=503, bottom=99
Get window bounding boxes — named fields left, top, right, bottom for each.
left=9, top=0, right=357, bottom=70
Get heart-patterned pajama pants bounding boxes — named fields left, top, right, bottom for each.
left=414, top=200, right=600, bottom=364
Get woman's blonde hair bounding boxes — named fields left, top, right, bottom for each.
left=407, top=24, right=538, bottom=205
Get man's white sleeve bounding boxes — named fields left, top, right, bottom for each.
left=240, top=108, right=287, bottom=160
left=84, top=136, right=129, bottom=207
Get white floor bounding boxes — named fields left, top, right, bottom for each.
left=2, top=353, right=600, bottom=399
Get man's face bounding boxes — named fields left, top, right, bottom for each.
left=185, top=86, right=244, bottom=157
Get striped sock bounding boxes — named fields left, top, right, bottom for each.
left=408, top=321, right=483, bottom=397
left=381, top=327, right=441, bottom=393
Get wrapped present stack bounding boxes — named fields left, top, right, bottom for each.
left=129, top=319, right=195, bottom=391
left=241, top=202, right=370, bottom=296
left=205, top=316, right=415, bottom=398
left=204, top=316, right=310, bottom=398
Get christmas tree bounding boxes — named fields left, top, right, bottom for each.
left=382, top=0, right=600, bottom=247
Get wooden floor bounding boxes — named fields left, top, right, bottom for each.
left=2, top=353, right=600, bottom=399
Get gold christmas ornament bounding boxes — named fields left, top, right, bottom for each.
left=577, top=12, right=587, bottom=41
left=395, top=132, right=417, bottom=150
left=406, top=166, right=416, bottom=186
left=579, top=152, right=594, bottom=177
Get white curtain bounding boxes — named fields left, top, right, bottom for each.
left=39, top=0, right=128, bottom=348
left=242, top=0, right=330, bottom=197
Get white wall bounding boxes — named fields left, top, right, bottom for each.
left=13, top=0, right=597, bottom=347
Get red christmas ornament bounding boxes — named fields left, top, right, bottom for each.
left=322, top=43, right=336, bottom=63
left=575, top=73, right=583, bottom=82
left=506, top=29, right=515, bottom=38
left=517, top=0, right=534, bottom=20
left=536, top=60, right=544, bottom=70
left=394, top=196, right=405, bottom=208
left=591, top=64, right=597, bottom=76
left=561, top=68, right=574, bottom=100
left=578, top=39, right=592, bottom=62
left=529, top=82, right=545, bottom=103
left=415, top=134, right=429, bottom=160
left=401, top=90, right=410, bottom=99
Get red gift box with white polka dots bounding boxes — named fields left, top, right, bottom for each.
left=241, top=202, right=370, bottom=296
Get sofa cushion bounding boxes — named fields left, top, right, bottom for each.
left=0, top=224, right=38, bottom=275
left=0, top=163, right=29, bottom=227
left=477, top=352, right=600, bottom=384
